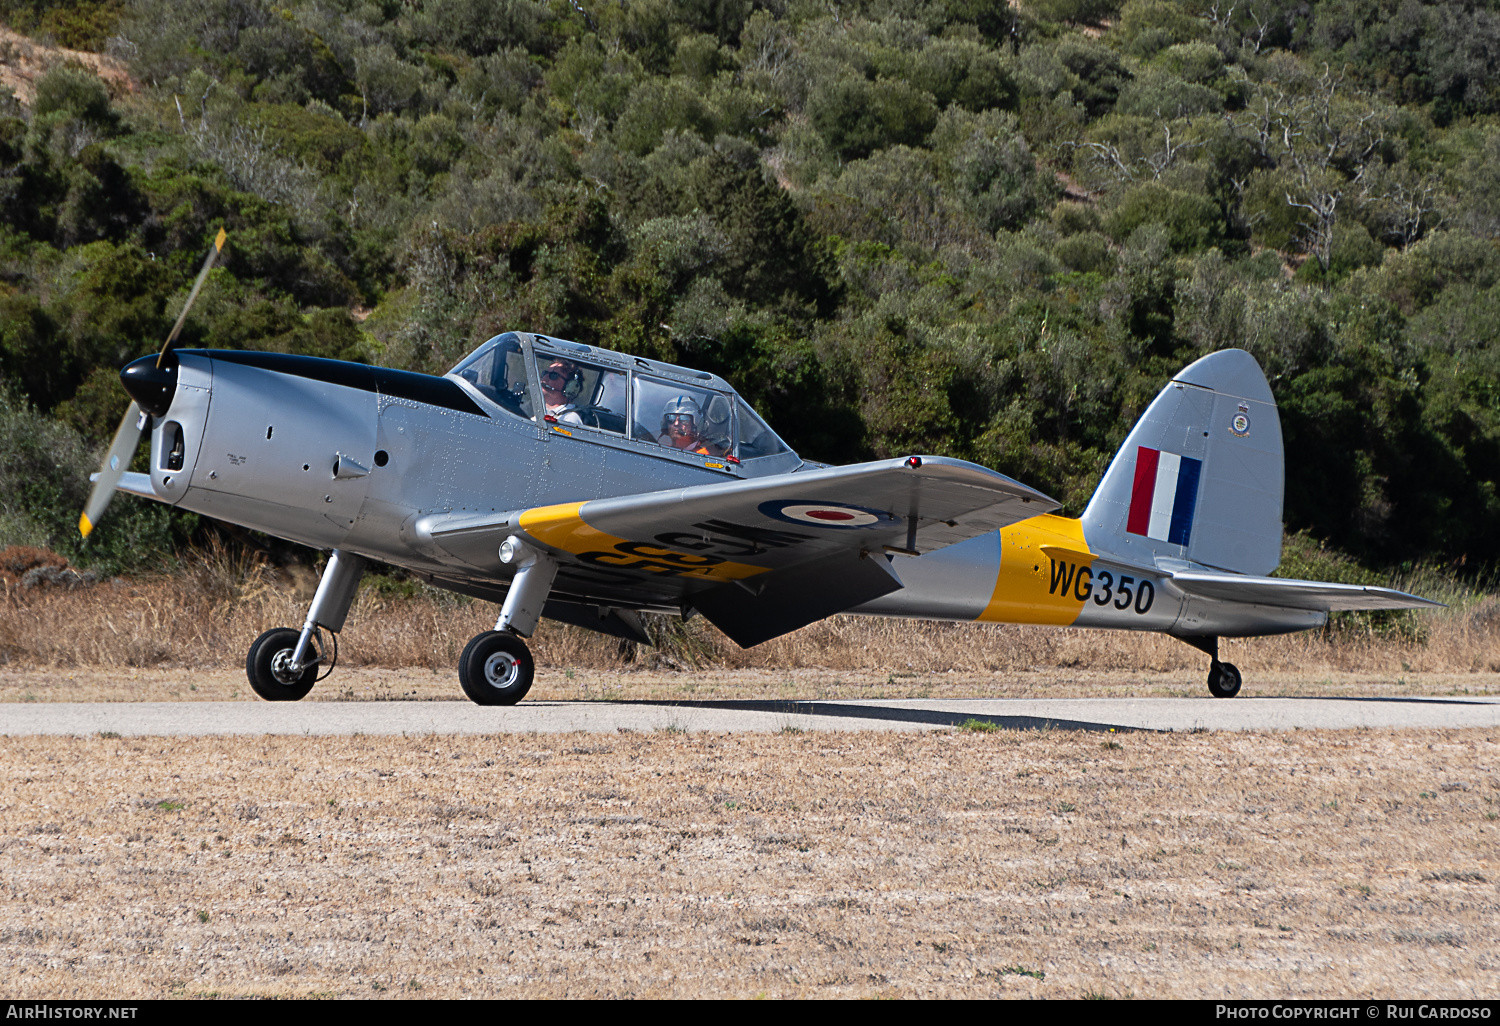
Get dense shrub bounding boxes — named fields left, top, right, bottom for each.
left=0, top=0, right=1495, bottom=578
left=807, top=74, right=939, bottom=160
left=1106, top=181, right=1227, bottom=252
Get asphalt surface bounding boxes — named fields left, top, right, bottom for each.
left=1, top=696, right=1498, bottom=735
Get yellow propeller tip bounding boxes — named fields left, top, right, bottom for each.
left=78, top=514, right=93, bottom=538
left=214, top=227, right=227, bottom=251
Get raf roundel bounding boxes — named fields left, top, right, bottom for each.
left=759, top=500, right=887, bottom=528
left=1230, top=403, right=1251, bottom=437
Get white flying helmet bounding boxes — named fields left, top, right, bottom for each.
left=661, top=395, right=702, bottom=431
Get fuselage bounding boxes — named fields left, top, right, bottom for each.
left=142, top=348, right=1325, bottom=640
left=853, top=514, right=1324, bottom=637
left=155, top=349, right=753, bottom=566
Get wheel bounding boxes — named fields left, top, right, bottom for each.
left=1207, top=660, right=1242, bottom=699
left=246, top=627, right=318, bottom=701
left=458, top=631, right=535, bottom=706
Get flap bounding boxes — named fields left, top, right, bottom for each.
left=541, top=599, right=653, bottom=645
left=1171, top=572, right=1445, bottom=612
left=691, top=547, right=904, bottom=647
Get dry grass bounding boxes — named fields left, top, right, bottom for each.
left=1, top=728, right=1497, bottom=998
left=1, top=547, right=1497, bottom=691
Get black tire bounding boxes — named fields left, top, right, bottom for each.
left=246, top=627, right=318, bottom=702
left=1207, top=661, right=1242, bottom=699
left=458, top=631, right=535, bottom=706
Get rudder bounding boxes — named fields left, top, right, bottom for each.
left=1081, top=349, right=1283, bottom=576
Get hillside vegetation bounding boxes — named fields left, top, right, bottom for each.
left=1, top=0, right=1499, bottom=580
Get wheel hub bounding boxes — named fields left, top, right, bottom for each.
left=483, top=650, right=521, bottom=690
left=269, top=648, right=305, bottom=685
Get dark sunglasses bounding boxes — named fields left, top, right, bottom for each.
left=542, top=370, right=571, bottom=383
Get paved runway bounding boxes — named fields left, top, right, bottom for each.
left=1, top=696, right=1498, bottom=735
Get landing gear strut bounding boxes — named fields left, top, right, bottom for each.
left=457, top=534, right=557, bottom=707
left=245, top=549, right=366, bottom=702
left=1176, top=635, right=1242, bottom=699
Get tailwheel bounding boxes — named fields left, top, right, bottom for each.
left=246, top=627, right=318, bottom=701
left=459, top=631, right=535, bottom=706
left=1207, top=660, right=1242, bottom=699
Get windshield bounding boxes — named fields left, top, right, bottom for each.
left=735, top=399, right=789, bottom=459
left=451, top=333, right=532, bottom=419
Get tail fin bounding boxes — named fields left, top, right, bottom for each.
left=1080, top=349, right=1283, bottom=576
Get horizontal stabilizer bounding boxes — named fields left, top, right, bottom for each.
left=1172, top=572, right=1444, bottom=612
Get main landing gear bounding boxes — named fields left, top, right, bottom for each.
left=243, top=536, right=557, bottom=706
left=1177, top=635, right=1242, bottom=699
left=245, top=549, right=366, bottom=702
left=458, top=632, right=535, bottom=705
left=1207, top=660, right=1242, bottom=699
left=458, top=534, right=557, bottom=706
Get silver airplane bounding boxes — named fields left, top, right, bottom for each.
left=82, top=236, right=1439, bottom=704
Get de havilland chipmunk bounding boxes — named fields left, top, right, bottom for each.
left=81, top=233, right=1439, bottom=705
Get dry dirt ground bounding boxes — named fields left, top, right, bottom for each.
left=0, top=26, right=135, bottom=106
left=3, top=567, right=1497, bottom=998
left=2, top=665, right=1499, bottom=704
left=0, top=728, right=1496, bottom=999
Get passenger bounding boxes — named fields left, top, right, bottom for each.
left=659, top=396, right=715, bottom=455
left=540, top=358, right=584, bottom=426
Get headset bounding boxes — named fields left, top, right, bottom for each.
left=540, top=358, right=586, bottom=401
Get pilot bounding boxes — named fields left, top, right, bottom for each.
left=540, top=358, right=584, bottom=426
left=659, top=396, right=715, bottom=455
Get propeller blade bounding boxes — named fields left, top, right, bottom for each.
left=80, top=401, right=147, bottom=538
left=157, top=226, right=227, bottom=368
left=83, top=229, right=225, bottom=539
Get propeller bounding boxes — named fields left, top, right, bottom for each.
left=79, top=228, right=226, bottom=538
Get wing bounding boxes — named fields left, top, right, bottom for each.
left=414, top=456, right=1058, bottom=646
left=1171, top=572, right=1444, bottom=611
